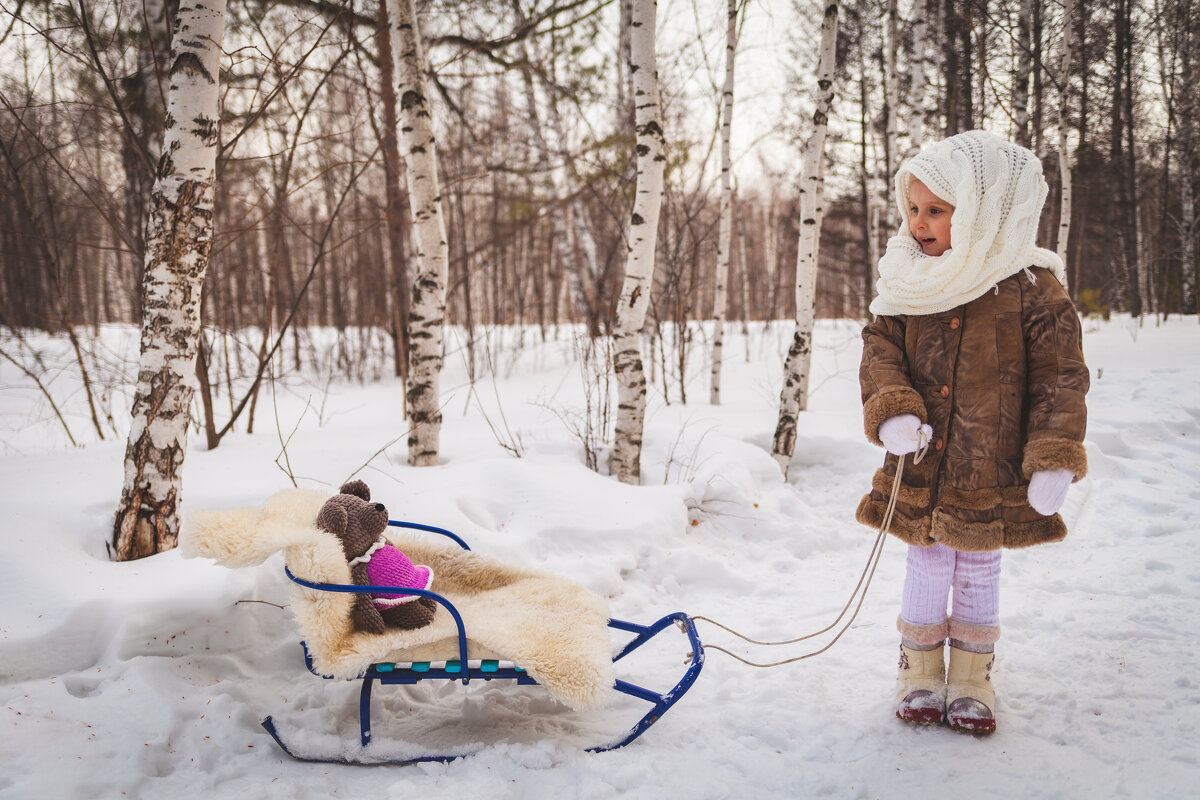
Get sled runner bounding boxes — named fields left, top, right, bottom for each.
left=182, top=491, right=704, bottom=765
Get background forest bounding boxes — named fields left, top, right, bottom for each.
left=4, top=0, right=1198, bottom=337
left=1, top=0, right=1199, bottom=545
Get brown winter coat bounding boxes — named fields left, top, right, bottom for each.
left=856, top=267, right=1089, bottom=551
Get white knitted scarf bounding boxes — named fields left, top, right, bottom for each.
left=870, top=129, right=1066, bottom=317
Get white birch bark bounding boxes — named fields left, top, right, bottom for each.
left=617, top=0, right=635, bottom=130
left=1137, top=191, right=1151, bottom=316
left=1014, top=0, right=1034, bottom=148
left=388, top=0, right=451, bottom=466
left=882, top=0, right=899, bottom=234
left=610, top=0, right=666, bottom=485
left=766, top=192, right=780, bottom=318
left=907, top=0, right=929, bottom=157
left=1182, top=169, right=1197, bottom=314
left=710, top=0, right=738, bottom=406
left=885, top=0, right=899, bottom=196
left=1180, top=29, right=1198, bottom=315
left=112, top=0, right=226, bottom=561
left=1184, top=4, right=1200, bottom=316
left=771, top=0, right=838, bottom=477
left=739, top=194, right=751, bottom=342
left=1056, top=0, right=1076, bottom=281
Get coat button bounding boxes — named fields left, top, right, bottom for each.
left=940, top=385, right=950, bottom=398
left=949, top=317, right=961, bottom=330
left=935, top=437, right=945, bottom=451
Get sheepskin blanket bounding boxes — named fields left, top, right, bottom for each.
left=181, top=489, right=615, bottom=711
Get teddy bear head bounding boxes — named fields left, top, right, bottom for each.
left=316, top=480, right=389, bottom=561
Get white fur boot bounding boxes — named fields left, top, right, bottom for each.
left=896, top=642, right=947, bottom=724
left=945, top=618, right=1000, bottom=733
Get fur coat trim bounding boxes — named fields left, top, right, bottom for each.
left=181, top=489, right=616, bottom=711
left=1023, top=437, right=1089, bottom=480
left=855, top=493, right=936, bottom=546
left=866, top=469, right=1041, bottom=513
left=856, top=493, right=1067, bottom=550
left=863, top=387, right=928, bottom=447
left=870, top=468, right=931, bottom=507
left=938, top=483, right=1030, bottom=510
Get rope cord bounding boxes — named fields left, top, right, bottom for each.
left=693, top=434, right=928, bottom=668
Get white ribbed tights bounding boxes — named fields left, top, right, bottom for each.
left=900, top=543, right=1001, bottom=627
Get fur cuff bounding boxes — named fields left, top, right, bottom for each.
left=949, top=618, right=1000, bottom=645
left=1023, top=437, right=1088, bottom=480
left=898, top=615, right=949, bottom=645
left=863, top=387, right=927, bottom=447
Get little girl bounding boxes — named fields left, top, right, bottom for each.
left=856, top=130, right=1089, bottom=734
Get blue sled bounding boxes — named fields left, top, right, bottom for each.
left=261, top=520, right=704, bottom=765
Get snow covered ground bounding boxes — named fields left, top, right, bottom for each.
left=1, top=316, right=1198, bottom=799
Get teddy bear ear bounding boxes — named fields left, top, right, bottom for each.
left=339, top=480, right=370, bottom=502
left=317, top=503, right=348, bottom=535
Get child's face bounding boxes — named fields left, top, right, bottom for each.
left=907, top=179, right=954, bottom=256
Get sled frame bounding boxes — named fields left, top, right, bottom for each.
left=261, top=519, right=704, bottom=764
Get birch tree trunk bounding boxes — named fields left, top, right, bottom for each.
left=1181, top=22, right=1197, bottom=316
left=111, top=0, right=226, bottom=561
left=858, top=31, right=880, bottom=307
left=772, top=1, right=838, bottom=477
left=1180, top=0, right=1199, bottom=316
left=377, top=0, right=412, bottom=386
left=120, top=0, right=171, bottom=297
left=610, top=0, right=666, bottom=484
left=739, top=195, right=752, bottom=342
left=617, top=0, right=635, bottom=131
left=388, top=0, right=450, bottom=465
left=1014, top=0, right=1034, bottom=148
left=883, top=0, right=899, bottom=233
left=710, top=0, right=738, bottom=405
left=1056, top=0, right=1076, bottom=281
left=1182, top=168, right=1197, bottom=315
left=907, top=0, right=929, bottom=157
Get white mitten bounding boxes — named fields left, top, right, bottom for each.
left=1027, top=469, right=1073, bottom=515
left=878, top=414, right=934, bottom=456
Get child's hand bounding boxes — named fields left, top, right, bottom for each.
left=1027, top=469, right=1074, bottom=515
left=878, top=414, right=934, bottom=456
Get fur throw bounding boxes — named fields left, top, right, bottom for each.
left=181, top=489, right=616, bottom=711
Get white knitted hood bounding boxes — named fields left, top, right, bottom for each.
left=870, top=129, right=1065, bottom=317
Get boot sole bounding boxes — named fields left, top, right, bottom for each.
left=947, top=717, right=996, bottom=734
left=896, top=708, right=944, bottom=725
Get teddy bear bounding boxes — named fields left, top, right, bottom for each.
left=315, top=480, right=437, bottom=634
